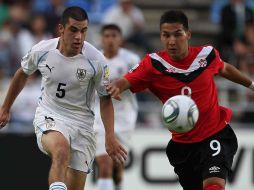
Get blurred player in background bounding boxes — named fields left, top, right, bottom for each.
left=0, top=6, right=127, bottom=190
left=94, top=24, right=139, bottom=190
left=106, top=10, right=254, bottom=190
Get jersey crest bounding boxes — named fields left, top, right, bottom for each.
left=150, top=46, right=216, bottom=83
left=76, top=68, right=86, bottom=81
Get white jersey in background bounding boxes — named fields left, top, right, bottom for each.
left=21, top=38, right=109, bottom=132
left=94, top=48, right=140, bottom=134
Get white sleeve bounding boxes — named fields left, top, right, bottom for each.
left=21, top=50, right=38, bottom=75
left=21, top=40, right=50, bottom=75
left=94, top=54, right=110, bottom=97
left=83, top=41, right=110, bottom=97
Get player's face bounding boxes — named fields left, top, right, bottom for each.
left=160, top=23, right=191, bottom=61
left=101, top=29, right=122, bottom=54
left=59, top=18, right=88, bottom=56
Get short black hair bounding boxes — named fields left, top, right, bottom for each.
left=60, top=6, right=89, bottom=26
left=100, top=24, right=122, bottom=35
left=160, top=10, right=189, bottom=30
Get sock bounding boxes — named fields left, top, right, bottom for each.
left=49, top=182, right=67, bottom=190
left=115, top=183, right=122, bottom=190
left=97, top=178, right=113, bottom=190
left=204, top=184, right=224, bottom=190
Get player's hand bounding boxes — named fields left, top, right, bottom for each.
left=106, top=83, right=122, bottom=101
left=0, top=107, right=10, bottom=129
left=105, top=135, right=127, bottom=165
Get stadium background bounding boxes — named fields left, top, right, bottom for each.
left=1, top=0, right=254, bottom=189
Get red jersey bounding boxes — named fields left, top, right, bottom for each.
left=124, top=45, right=232, bottom=143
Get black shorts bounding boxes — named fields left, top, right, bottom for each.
left=166, top=125, right=238, bottom=190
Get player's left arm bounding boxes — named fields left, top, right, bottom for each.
left=99, top=95, right=127, bottom=164
left=219, top=62, right=253, bottom=89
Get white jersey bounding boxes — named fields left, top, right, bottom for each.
left=21, top=38, right=109, bottom=131
left=94, top=48, right=140, bottom=133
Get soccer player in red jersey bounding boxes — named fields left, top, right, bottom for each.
left=106, top=10, right=254, bottom=190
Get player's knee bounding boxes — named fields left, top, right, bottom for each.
left=52, top=147, right=70, bottom=166
left=97, top=155, right=113, bottom=177
left=97, top=161, right=113, bottom=177
left=204, top=184, right=224, bottom=190
left=99, top=167, right=113, bottom=178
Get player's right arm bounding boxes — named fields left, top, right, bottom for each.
left=106, top=77, right=131, bottom=100
left=99, top=95, right=127, bottom=164
left=0, top=68, right=29, bottom=128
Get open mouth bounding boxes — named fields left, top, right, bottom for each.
left=74, top=42, right=80, bottom=45
left=73, top=43, right=81, bottom=49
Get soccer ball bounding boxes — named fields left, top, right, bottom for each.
left=161, top=95, right=199, bottom=133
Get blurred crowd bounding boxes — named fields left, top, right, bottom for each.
left=210, top=0, right=254, bottom=123
left=1, top=0, right=254, bottom=133
left=0, top=0, right=152, bottom=78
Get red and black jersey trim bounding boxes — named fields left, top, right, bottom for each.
left=151, top=49, right=216, bottom=83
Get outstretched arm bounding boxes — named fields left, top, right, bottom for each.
left=106, top=77, right=131, bottom=100
left=100, top=95, right=127, bottom=165
left=219, top=62, right=253, bottom=88
left=0, top=68, right=29, bottom=128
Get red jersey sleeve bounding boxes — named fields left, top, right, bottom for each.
left=124, top=55, right=152, bottom=93
left=211, top=47, right=225, bottom=75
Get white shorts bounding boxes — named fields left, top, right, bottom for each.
left=33, top=107, right=96, bottom=173
left=95, top=131, right=132, bottom=157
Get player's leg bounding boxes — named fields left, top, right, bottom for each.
left=112, top=162, right=124, bottom=190
left=201, top=125, right=238, bottom=190
left=95, top=130, right=114, bottom=190
left=66, top=168, right=86, bottom=190
left=203, top=177, right=225, bottom=190
left=96, top=154, right=114, bottom=190
left=65, top=126, right=96, bottom=190
left=41, top=130, right=70, bottom=190
left=34, top=107, right=71, bottom=190
left=112, top=132, right=131, bottom=190
left=166, top=140, right=203, bottom=190
left=174, top=162, right=203, bottom=190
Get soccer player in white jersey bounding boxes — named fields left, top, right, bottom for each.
left=94, top=24, right=140, bottom=190
left=0, top=7, right=127, bottom=190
